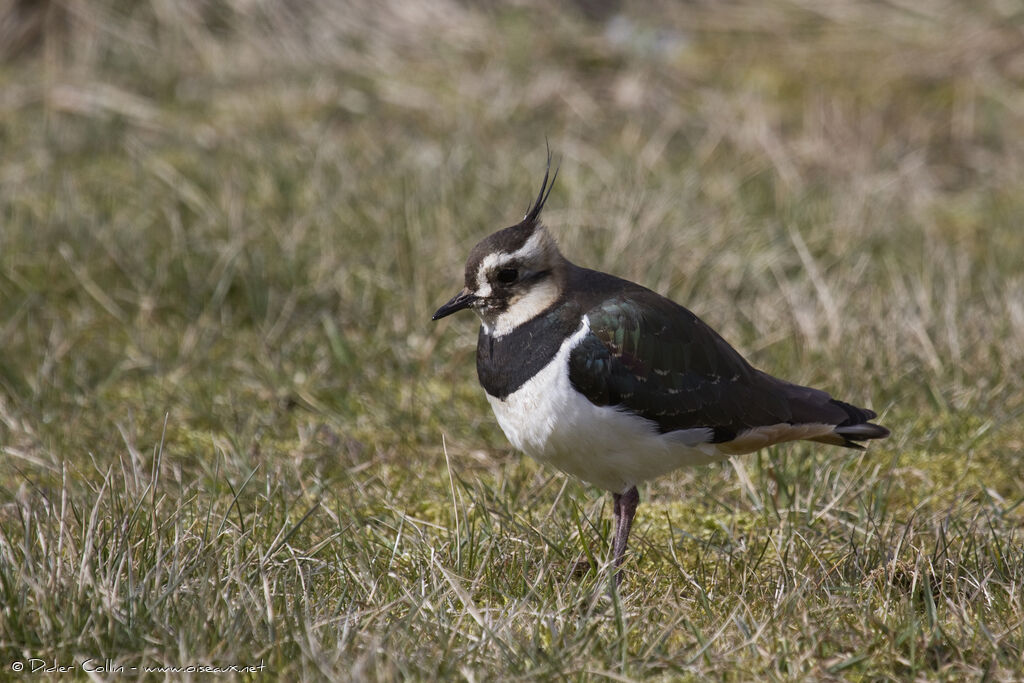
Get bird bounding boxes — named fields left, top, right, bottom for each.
left=432, top=152, right=889, bottom=582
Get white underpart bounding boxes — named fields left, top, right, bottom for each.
left=715, top=422, right=837, bottom=454
left=485, top=316, right=730, bottom=494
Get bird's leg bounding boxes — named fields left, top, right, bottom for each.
left=611, top=486, right=640, bottom=580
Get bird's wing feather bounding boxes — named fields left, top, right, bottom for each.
left=567, top=294, right=852, bottom=441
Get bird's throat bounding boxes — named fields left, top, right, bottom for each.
left=478, top=278, right=561, bottom=338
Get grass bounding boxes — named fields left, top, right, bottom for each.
left=1, top=0, right=1023, bottom=679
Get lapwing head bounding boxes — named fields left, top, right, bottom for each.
left=433, top=155, right=566, bottom=336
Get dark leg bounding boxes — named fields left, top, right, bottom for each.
left=611, top=486, right=640, bottom=580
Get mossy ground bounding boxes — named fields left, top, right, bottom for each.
left=1, top=1, right=1023, bottom=679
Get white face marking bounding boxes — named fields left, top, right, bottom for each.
left=487, top=277, right=559, bottom=337
left=473, top=230, right=547, bottom=294
left=471, top=230, right=560, bottom=337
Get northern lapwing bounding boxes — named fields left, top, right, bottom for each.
left=432, top=154, right=889, bottom=582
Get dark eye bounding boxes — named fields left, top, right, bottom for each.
left=496, top=268, right=518, bottom=284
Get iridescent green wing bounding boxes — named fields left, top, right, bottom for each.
left=567, top=295, right=794, bottom=439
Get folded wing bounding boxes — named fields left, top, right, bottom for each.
left=567, top=295, right=889, bottom=452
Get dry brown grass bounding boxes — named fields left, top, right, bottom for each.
left=1, top=0, right=1023, bottom=679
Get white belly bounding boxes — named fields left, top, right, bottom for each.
left=485, top=319, right=729, bottom=494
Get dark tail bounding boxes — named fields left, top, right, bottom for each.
left=810, top=399, right=890, bottom=449
left=773, top=377, right=890, bottom=449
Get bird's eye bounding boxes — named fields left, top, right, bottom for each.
left=496, top=268, right=518, bottom=284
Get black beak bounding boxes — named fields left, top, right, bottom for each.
left=432, top=288, right=478, bottom=320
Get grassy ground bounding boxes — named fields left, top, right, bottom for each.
left=2, top=0, right=1024, bottom=679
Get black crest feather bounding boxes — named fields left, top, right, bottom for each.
left=524, top=142, right=559, bottom=223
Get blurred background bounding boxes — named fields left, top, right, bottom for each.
left=1, top=0, right=1023, bottom=678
